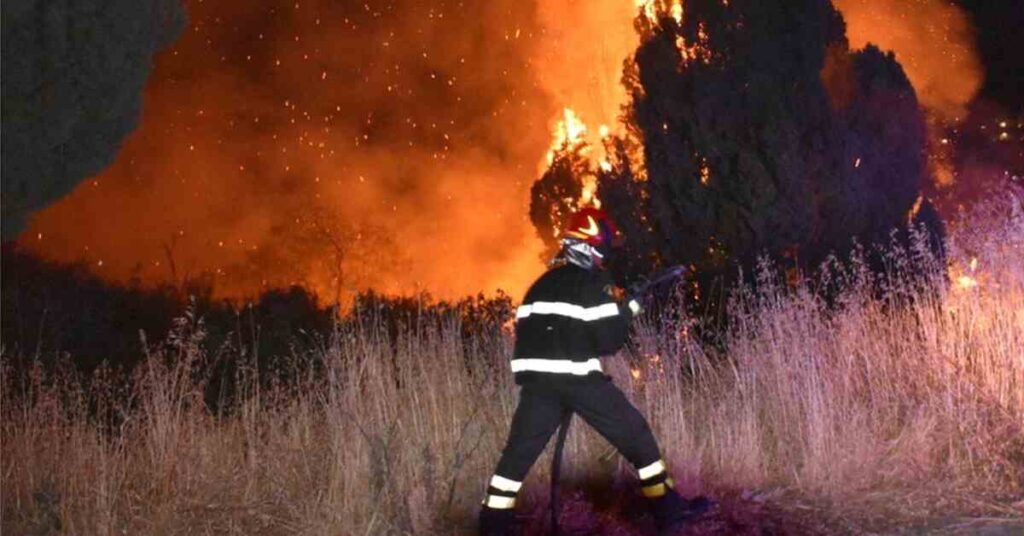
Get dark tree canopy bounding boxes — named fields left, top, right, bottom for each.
left=534, top=0, right=942, bottom=296
left=597, top=134, right=660, bottom=281
left=530, top=142, right=592, bottom=262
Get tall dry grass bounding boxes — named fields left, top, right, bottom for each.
left=3, top=196, right=1023, bottom=534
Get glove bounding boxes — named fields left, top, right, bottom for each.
left=627, top=298, right=643, bottom=315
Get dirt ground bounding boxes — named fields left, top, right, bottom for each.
left=504, top=490, right=1024, bottom=536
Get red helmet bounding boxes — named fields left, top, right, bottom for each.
left=562, top=207, right=620, bottom=249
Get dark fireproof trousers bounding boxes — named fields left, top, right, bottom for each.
left=493, top=378, right=662, bottom=481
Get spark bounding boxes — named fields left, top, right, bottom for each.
left=699, top=157, right=710, bottom=185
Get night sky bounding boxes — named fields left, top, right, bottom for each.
left=958, top=0, right=1024, bottom=113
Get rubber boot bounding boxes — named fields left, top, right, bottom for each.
left=651, top=488, right=711, bottom=535
left=478, top=506, right=517, bottom=536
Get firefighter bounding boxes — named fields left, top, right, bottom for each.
left=479, top=207, right=709, bottom=535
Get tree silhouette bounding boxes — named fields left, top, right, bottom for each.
left=530, top=142, right=592, bottom=262
left=533, top=0, right=942, bottom=298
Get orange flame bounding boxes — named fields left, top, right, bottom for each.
left=580, top=175, right=601, bottom=209
left=546, top=107, right=603, bottom=209
left=547, top=108, right=589, bottom=164
left=17, top=0, right=982, bottom=304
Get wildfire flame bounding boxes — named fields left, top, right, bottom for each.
left=547, top=107, right=589, bottom=164
left=546, top=107, right=603, bottom=209
left=17, top=0, right=983, bottom=304
left=636, top=0, right=658, bottom=22
left=635, top=0, right=683, bottom=24
left=580, top=176, right=601, bottom=209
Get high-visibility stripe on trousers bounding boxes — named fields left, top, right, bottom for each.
left=637, top=459, right=675, bottom=498
left=481, top=475, right=521, bottom=509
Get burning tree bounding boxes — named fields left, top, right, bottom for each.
left=530, top=109, right=599, bottom=262
left=534, top=0, right=944, bottom=295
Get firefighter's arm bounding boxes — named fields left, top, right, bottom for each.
left=587, top=280, right=634, bottom=356
left=604, top=282, right=644, bottom=316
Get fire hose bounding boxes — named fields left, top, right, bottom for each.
left=547, top=265, right=688, bottom=536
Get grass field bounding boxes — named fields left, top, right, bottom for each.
left=3, top=197, right=1023, bottom=535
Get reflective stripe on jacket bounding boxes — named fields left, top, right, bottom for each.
left=511, top=263, right=631, bottom=383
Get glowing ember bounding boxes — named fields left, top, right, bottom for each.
left=952, top=256, right=982, bottom=290
left=674, top=21, right=712, bottom=66
left=957, top=275, right=979, bottom=289
left=907, top=195, right=924, bottom=224
left=699, top=157, right=711, bottom=186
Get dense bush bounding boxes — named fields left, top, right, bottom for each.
left=1, top=243, right=514, bottom=411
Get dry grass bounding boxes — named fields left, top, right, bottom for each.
left=3, top=197, right=1023, bottom=535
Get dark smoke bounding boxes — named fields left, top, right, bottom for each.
left=1, top=0, right=185, bottom=237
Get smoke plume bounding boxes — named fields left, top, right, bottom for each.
left=14, top=0, right=984, bottom=303
left=23, top=0, right=564, bottom=302
left=832, top=0, right=982, bottom=121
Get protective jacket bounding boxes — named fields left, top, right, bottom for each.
left=511, top=262, right=632, bottom=384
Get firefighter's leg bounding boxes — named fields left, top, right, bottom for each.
left=480, top=383, right=564, bottom=535
left=566, top=380, right=709, bottom=533
left=564, top=380, right=664, bottom=484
